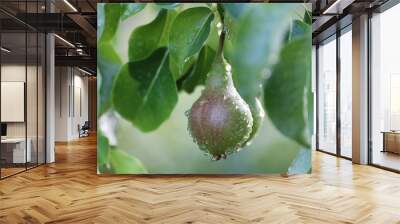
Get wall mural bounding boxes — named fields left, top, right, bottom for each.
left=97, top=3, right=312, bottom=174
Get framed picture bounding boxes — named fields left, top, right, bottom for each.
left=97, top=3, right=312, bottom=175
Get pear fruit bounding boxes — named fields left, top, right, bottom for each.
left=187, top=56, right=253, bottom=160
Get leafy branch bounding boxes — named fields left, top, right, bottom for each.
left=97, top=3, right=313, bottom=171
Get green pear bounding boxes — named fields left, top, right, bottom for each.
left=187, top=56, right=253, bottom=160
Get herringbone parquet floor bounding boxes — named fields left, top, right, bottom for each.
left=1, top=135, right=400, bottom=224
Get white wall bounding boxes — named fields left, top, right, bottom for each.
left=1, top=66, right=26, bottom=139
left=1, top=63, right=46, bottom=163
left=55, top=67, right=89, bottom=141
left=1, top=82, right=25, bottom=122
left=1, top=65, right=39, bottom=137
left=55, top=66, right=69, bottom=141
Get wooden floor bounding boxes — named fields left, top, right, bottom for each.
left=1, top=167, right=26, bottom=178
left=1, top=135, right=400, bottom=223
left=372, top=150, right=400, bottom=171
left=1, top=163, right=43, bottom=178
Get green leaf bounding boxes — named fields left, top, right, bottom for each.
left=109, top=148, right=147, bottom=174
left=205, top=17, right=219, bottom=52
left=112, top=48, right=178, bottom=132
left=169, top=7, right=214, bottom=79
left=128, top=10, right=168, bottom=62
left=286, top=20, right=311, bottom=42
left=98, top=111, right=147, bottom=174
left=264, top=36, right=311, bottom=148
left=181, top=46, right=216, bottom=93
left=97, top=3, right=125, bottom=115
left=230, top=4, right=298, bottom=143
left=98, top=131, right=110, bottom=165
left=231, top=4, right=298, bottom=103
left=98, top=42, right=122, bottom=115
left=98, top=163, right=114, bottom=174
left=306, top=58, right=314, bottom=137
left=169, top=55, right=197, bottom=80
left=159, top=11, right=178, bottom=47
left=176, top=65, right=195, bottom=91
left=120, top=3, right=146, bottom=21
left=287, top=148, right=311, bottom=175
left=304, top=10, right=312, bottom=25
left=156, top=3, right=180, bottom=10
left=99, top=3, right=123, bottom=43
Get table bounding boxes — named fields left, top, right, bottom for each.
left=1, top=138, right=31, bottom=163
left=382, top=131, right=400, bottom=154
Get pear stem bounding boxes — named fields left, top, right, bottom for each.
left=206, top=4, right=228, bottom=88
left=216, top=4, right=226, bottom=59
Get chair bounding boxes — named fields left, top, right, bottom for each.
left=78, top=121, right=90, bottom=138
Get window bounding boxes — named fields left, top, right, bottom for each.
left=339, top=27, right=352, bottom=158
left=370, top=3, right=400, bottom=171
left=317, top=36, right=337, bottom=154
left=0, top=1, right=47, bottom=179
